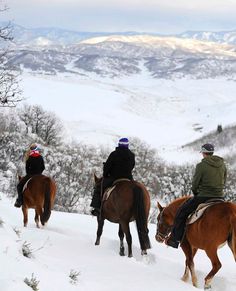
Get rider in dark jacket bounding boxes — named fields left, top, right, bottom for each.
left=90, top=137, right=135, bottom=216
left=166, top=143, right=227, bottom=248
left=14, top=143, right=45, bottom=208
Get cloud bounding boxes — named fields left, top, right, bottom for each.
left=3, top=0, right=236, bottom=33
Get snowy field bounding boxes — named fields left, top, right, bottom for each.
left=21, top=73, right=236, bottom=164
left=0, top=193, right=235, bottom=291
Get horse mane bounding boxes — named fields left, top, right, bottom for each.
left=166, top=196, right=190, bottom=216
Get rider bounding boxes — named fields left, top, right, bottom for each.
left=14, top=143, right=45, bottom=208
left=90, top=137, right=135, bottom=216
left=166, top=143, right=227, bottom=248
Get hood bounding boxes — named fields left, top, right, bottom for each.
left=203, top=155, right=224, bottom=168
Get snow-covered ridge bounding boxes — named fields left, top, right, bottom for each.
left=180, top=30, right=236, bottom=45
left=80, top=34, right=236, bottom=56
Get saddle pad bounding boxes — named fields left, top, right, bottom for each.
left=102, top=185, right=116, bottom=201
left=187, top=200, right=224, bottom=225
left=22, top=178, right=32, bottom=192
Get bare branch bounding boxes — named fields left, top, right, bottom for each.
left=0, top=6, right=22, bottom=107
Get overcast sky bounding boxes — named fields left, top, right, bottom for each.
left=2, top=0, right=236, bottom=33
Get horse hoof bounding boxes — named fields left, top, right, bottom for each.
left=95, top=241, right=100, bottom=246
left=204, top=285, right=211, bottom=290
left=119, top=251, right=125, bottom=256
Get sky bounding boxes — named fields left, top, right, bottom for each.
left=1, top=0, right=236, bottom=34
left=1, top=193, right=236, bottom=291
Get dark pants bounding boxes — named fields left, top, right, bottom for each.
left=90, top=177, right=114, bottom=208
left=16, top=175, right=32, bottom=203
left=172, top=196, right=218, bottom=242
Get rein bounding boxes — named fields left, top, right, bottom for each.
left=156, top=210, right=173, bottom=241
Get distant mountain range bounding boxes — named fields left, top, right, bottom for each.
left=179, top=30, right=236, bottom=45
left=2, top=23, right=235, bottom=45
left=2, top=23, right=236, bottom=79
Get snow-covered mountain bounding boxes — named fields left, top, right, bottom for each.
left=0, top=23, right=234, bottom=79
left=180, top=30, right=236, bottom=45
left=7, top=34, right=236, bottom=79
left=5, top=23, right=236, bottom=46
left=3, top=24, right=236, bottom=162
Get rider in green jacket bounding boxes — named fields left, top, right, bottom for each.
left=166, top=143, right=227, bottom=248
left=192, top=155, right=227, bottom=197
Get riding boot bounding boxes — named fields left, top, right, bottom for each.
left=14, top=179, right=25, bottom=208
left=165, top=235, right=179, bottom=248
left=90, top=184, right=102, bottom=216
left=14, top=188, right=23, bottom=208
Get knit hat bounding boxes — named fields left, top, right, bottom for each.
left=118, top=138, right=129, bottom=148
left=30, top=143, right=39, bottom=151
left=200, top=143, right=214, bottom=153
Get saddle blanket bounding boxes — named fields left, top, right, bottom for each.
left=102, top=178, right=131, bottom=202
left=187, top=199, right=224, bottom=225
left=22, top=178, right=32, bottom=192
left=102, top=185, right=116, bottom=201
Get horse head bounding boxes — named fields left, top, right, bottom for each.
left=93, top=173, right=102, bottom=185
left=155, top=202, right=173, bottom=243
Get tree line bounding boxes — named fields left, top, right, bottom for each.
left=0, top=104, right=235, bottom=222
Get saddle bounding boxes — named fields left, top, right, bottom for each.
left=187, top=199, right=225, bottom=225
left=102, top=178, right=131, bottom=202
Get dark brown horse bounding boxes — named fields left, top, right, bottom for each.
left=155, top=197, right=236, bottom=290
left=19, top=175, right=56, bottom=228
left=94, top=175, right=151, bottom=257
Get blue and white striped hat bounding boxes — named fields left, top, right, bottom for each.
left=118, top=138, right=129, bottom=148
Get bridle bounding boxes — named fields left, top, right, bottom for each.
left=156, top=209, right=173, bottom=242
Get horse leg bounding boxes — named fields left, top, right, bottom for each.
left=95, top=216, right=104, bottom=245
left=181, top=240, right=198, bottom=287
left=120, top=220, right=132, bottom=257
left=34, top=210, right=39, bottom=228
left=204, top=248, right=222, bottom=290
left=118, top=224, right=125, bottom=256
left=22, top=206, right=28, bottom=227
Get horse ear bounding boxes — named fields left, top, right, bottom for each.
left=94, top=173, right=98, bottom=182
left=18, top=174, right=22, bottom=181
left=157, top=202, right=164, bottom=212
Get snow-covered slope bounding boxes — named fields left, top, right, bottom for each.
left=0, top=193, right=235, bottom=291
left=22, top=73, right=236, bottom=163
left=180, top=30, right=236, bottom=45
left=8, top=32, right=236, bottom=79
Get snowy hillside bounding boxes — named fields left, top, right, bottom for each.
left=180, top=30, right=236, bottom=45
left=21, top=73, right=236, bottom=164
left=0, top=193, right=235, bottom=291
left=7, top=32, right=236, bottom=79
left=4, top=23, right=236, bottom=46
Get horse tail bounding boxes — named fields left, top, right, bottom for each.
left=133, top=185, right=151, bottom=251
left=228, top=214, right=236, bottom=261
left=41, top=177, right=52, bottom=225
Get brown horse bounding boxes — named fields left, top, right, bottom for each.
left=155, top=197, right=236, bottom=290
left=94, top=175, right=151, bottom=257
left=19, top=175, right=56, bottom=228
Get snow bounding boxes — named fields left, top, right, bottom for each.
left=80, top=35, right=236, bottom=56
left=21, top=72, right=236, bottom=164
left=0, top=193, right=235, bottom=291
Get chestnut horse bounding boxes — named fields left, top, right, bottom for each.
left=155, top=197, right=236, bottom=290
left=19, top=175, right=56, bottom=228
left=94, top=175, right=151, bottom=257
